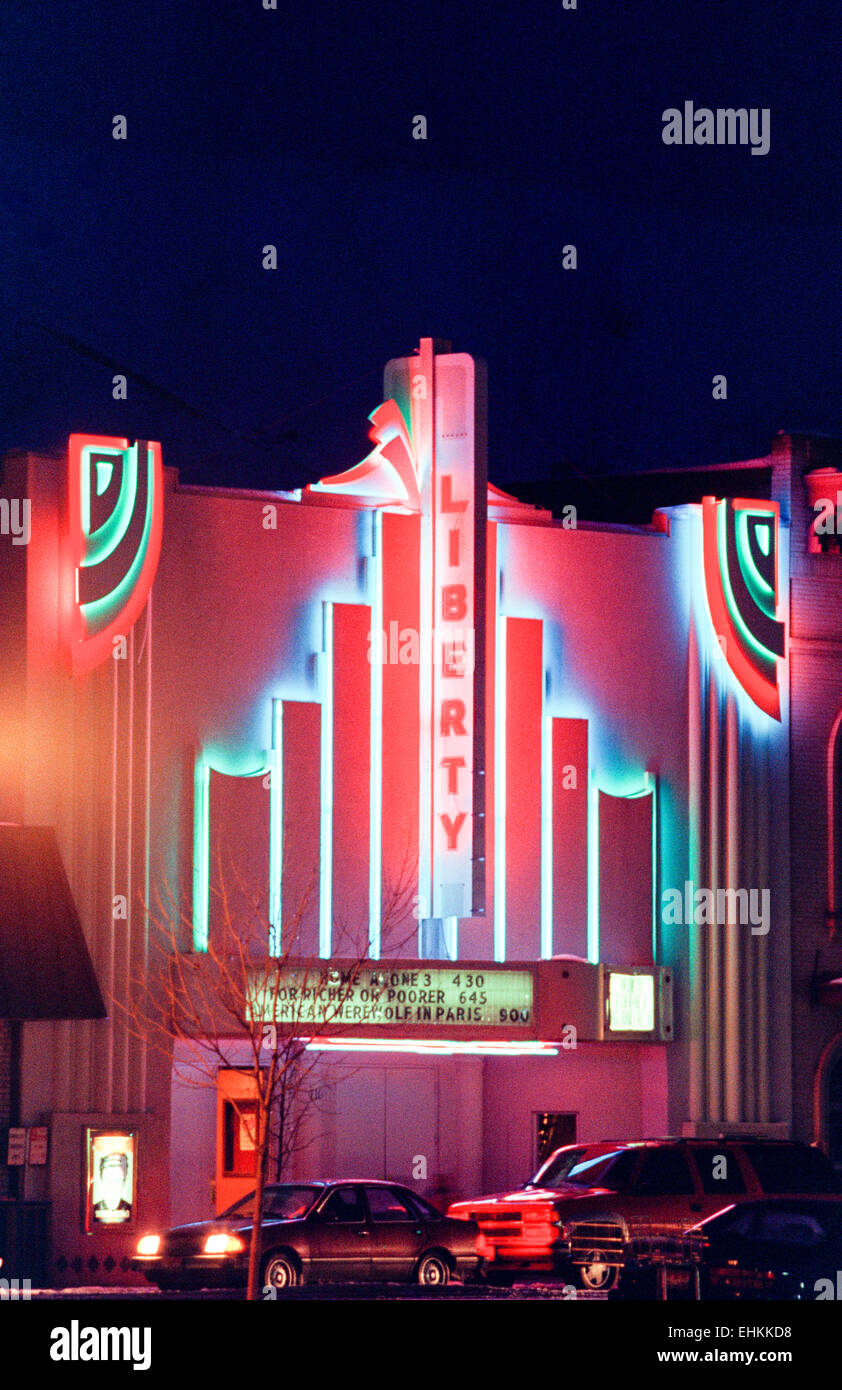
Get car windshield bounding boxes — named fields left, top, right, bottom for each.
left=528, top=1147, right=590, bottom=1187
left=220, top=1185, right=322, bottom=1221
left=532, top=1148, right=637, bottom=1193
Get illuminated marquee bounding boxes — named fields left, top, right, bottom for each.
left=702, top=496, right=785, bottom=719
left=248, top=965, right=533, bottom=1028
left=68, top=434, right=163, bottom=674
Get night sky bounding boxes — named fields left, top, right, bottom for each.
left=2, top=0, right=841, bottom=496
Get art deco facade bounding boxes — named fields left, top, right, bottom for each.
left=1, top=340, right=841, bottom=1284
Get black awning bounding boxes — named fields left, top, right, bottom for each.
left=0, top=825, right=106, bottom=1020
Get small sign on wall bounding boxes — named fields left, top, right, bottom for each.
left=27, top=1127, right=49, bottom=1166
left=601, top=966, right=674, bottom=1041
left=6, top=1129, right=26, bottom=1166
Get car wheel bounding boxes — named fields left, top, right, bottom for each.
left=415, top=1252, right=450, bottom=1287
left=577, top=1254, right=619, bottom=1292
left=262, top=1251, right=300, bottom=1290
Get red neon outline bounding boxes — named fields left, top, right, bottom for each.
left=68, top=434, right=164, bottom=675
left=701, top=496, right=781, bottom=720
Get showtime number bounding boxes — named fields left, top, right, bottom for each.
left=499, top=1007, right=531, bottom=1024
left=452, top=973, right=488, bottom=1006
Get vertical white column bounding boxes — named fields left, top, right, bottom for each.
left=269, top=698, right=283, bottom=956
left=493, top=608, right=506, bottom=962
left=687, top=622, right=705, bottom=1123
left=369, top=513, right=383, bottom=958
left=319, top=602, right=334, bottom=958
left=541, top=712, right=553, bottom=959
left=706, top=670, right=722, bottom=1123
left=724, top=693, right=741, bottom=1123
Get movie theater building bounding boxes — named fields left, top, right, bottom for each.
left=3, top=335, right=838, bottom=1284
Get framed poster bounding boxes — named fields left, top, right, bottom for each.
left=84, top=1130, right=136, bottom=1232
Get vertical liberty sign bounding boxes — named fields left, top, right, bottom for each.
left=400, top=340, right=487, bottom=932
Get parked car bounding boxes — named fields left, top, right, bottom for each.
left=447, top=1138, right=840, bottom=1290
left=689, top=1197, right=842, bottom=1300
left=133, top=1179, right=486, bottom=1290
left=615, top=1196, right=842, bottom=1300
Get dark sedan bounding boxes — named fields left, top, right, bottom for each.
left=132, top=1180, right=486, bottom=1290
left=617, top=1196, right=842, bottom=1300
left=690, top=1197, right=842, bottom=1300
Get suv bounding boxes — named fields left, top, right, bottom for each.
left=447, top=1138, right=839, bottom=1290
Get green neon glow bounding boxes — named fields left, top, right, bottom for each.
left=717, top=501, right=778, bottom=664
left=596, top=768, right=654, bottom=798
left=756, top=522, right=770, bottom=556
left=203, top=745, right=269, bottom=778
left=96, top=460, right=113, bottom=496
left=81, top=446, right=152, bottom=628
left=735, top=509, right=775, bottom=618
left=269, top=700, right=283, bottom=956
left=192, top=759, right=211, bottom=952
left=81, top=443, right=138, bottom=569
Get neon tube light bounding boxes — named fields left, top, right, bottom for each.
left=494, top=605, right=507, bottom=962
left=192, top=759, right=211, bottom=952
left=302, top=1037, right=559, bottom=1057
left=319, top=602, right=334, bottom=958
left=369, top=513, right=383, bottom=958
left=193, top=750, right=271, bottom=952
left=587, top=771, right=599, bottom=964
left=418, top=490, right=433, bottom=945
left=701, top=496, right=783, bottom=720
left=541, top=712, right=553, bottom=958
left=269, top=699, right=283, bottom=956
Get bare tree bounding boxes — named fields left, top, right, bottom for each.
left=112, top=848, right=417, bottom=1300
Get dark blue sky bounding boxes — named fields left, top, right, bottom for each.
left=2, top=0, right=841, bottom=492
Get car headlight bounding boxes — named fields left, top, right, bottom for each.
left=203, top=1233, right=246, bottom=1255
left=136, top=1235, right=161, bottom=1256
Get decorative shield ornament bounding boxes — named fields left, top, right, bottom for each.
left=68, top=434, right=163, bottom=674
